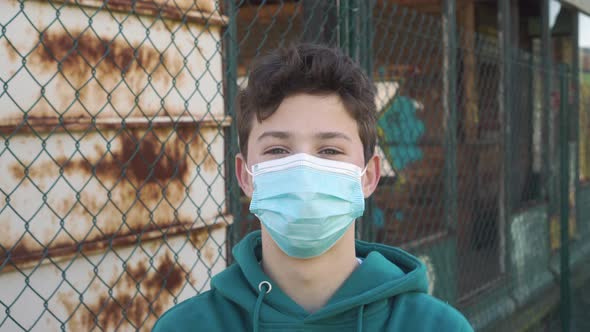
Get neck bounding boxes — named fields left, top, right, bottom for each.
left=260, top=225, right=359, bottom=313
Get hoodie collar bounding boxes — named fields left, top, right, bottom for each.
left=225, top=231, right=309, bottom=318
left=212, top=231, right=429, bottom=322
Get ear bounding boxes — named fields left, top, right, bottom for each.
left=235, top=153, right=254, bottom=197
left=362, top=153, right=381, bottom=198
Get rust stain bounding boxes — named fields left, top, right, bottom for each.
left=1, top=221, right=225, bottom=273
left=2, top=39, right=19, bottom=62
left=143, top=254, right=185, bottom=292
left=9, top=163, right=25, bottom=179
left=1, top=127, right=219, bottom=266
left=189, top=226, right=209, bottom=249
left=95, top=0, right=217, bottom=19
left=50, top=0, right=227, bottom=26
left=59, top=251, right=199, bottom=331
left=0, top=239, right=39, bottom=267
left=50, top=128, right=217, bottom=187
left=0, top=221, right=11, bottom=263
left=57, top=127, right=218, bottom=185
left=58, top=291, right=76, bottom=316
left=29, top=28, right=183, bottom=108
left=157, top=0, right=216, bottom=13
left=1, top=114, right=229, bottom=136
left=189, top=226, right=217, bottom=263
left=34, top=29, right=166, bottom=79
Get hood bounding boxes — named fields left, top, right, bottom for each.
left=211, top=231, right=429, bottom=331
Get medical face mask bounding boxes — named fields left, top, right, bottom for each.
left=247, top=153, right=366, bottom=259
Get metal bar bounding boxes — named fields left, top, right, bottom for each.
left=559, top=64, right=571, bottom=332
left=358, top=0, right=374, bottom=242
left=357, top=0, right=373, bottom=85
left=442, top=0, right=459, bottom=304
left=500, top=0, right=512, bottom=217
left=541, top=0, right=551, bottom=200
left=528, top=53, right=536, bottom=199
left=44, top=0, right=229, bottom=26
left=223, top=0, right=241, bottom=259
left=348, top=0, right=358, bottom=61
left=1, top=215, right=232, bottom=274
left=0, top=116, right=231, bottom=135
left=339, top=0, right=350, bottom=54
left=573, top=11, right=581, bottom=216
left=364, top=0, right=374, bottom=79
left=442, top=0, right=457, bottom=232
left=498, top=0, right=512, bottom=276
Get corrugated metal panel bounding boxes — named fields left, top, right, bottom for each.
left=0, top=125, right=227, bottom=269
left=0, top=0, right=225, bottom=127
left=54, top=0, right=224, bottom=23
left=0, top=225, right=227, bottom=332
left=72, top=0, right=220, bottom=15
left=1, top=0, right=230, bottom=282
left=3, top=1, right=229, bottom=331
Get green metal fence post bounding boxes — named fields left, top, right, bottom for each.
left=572, top=9, right=581, bottom=229
left=224, top=0, right=241, bottom=257
left=359, top=0, right=374, bottom=77
left=528, top=53, right=536, bottom=199
left=498, top=0, right=513, bottom=279
left=358, top=0, right=375, bottom=242
left=442, top=0, right=457, bottom=234
left=348, top=0, right=358, bottom=61
left=339, top=0, right=350, bottom=55
left=541, top=0, right=551, bottom=200
left=559, top=64, right=571, bottom=332
left=500, top=0, right=512, bottom=215
left=441, top=0, right=458, bottom=305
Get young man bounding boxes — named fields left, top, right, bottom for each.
left=153, top=44, right=473, bottom=332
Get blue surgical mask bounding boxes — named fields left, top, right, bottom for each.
left=247, top=153, right=366, bottom=259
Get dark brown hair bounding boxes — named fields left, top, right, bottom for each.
left=237, top=43, right=377, bottom=163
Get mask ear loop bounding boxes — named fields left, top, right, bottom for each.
left=244, top=163, right=254, bottom=176
left=360, top=165, right=369, bottom=177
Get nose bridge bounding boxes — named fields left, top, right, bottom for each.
left=289, top=132, right=316, bottom=155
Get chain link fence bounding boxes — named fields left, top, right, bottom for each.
left=1, top=1, right=589, bottom=331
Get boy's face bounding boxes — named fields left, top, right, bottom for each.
left=236, top=93, right=380, bottom=198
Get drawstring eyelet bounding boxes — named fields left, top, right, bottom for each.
left=253, top=281, right=272, bottom=332
left=258, top=281, right=272, bottom=294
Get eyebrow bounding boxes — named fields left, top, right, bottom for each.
left=257, top=131, right=291, bottom=141
left=314, top=132, right=352, bottom=141
left=256, top=131, right=352, bottom=142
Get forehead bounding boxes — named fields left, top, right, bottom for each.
left=250, top=93, right=359, bottom=136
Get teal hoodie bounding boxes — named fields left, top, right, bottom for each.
left=153, top=231, right=473, bottom=332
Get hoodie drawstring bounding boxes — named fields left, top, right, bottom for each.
left=253, top=281, right=272, bottom=332
left=356, top=305, right=364, bottom=332
left=253, top=280, right=363, bottom=331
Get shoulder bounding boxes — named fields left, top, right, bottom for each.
left=394, top=292, right=473, bottom=332
left=152, top=290, right=219, bottom=332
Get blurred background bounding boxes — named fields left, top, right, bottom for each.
left=0, top=0, right=589, bottom=331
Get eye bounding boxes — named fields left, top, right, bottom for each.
left=319, top=148, right=342, bottom=155
left=264, top=147, right=289, bottom=155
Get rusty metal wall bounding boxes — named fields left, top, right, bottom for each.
left=0, top=0, right=224, bottom=126
left=0, top=0, right=228, bottom=331
left=0, top=126, right=227, bottom=266
left=0, top=225, right=226, bottom=332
